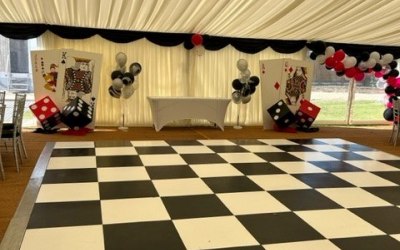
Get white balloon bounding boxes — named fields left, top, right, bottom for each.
left=382, top=53, right=394, bottom=65
left=316, top=54, right=326, bottom=64
left=122, top=85, right=135, bottom=99
left=237, top=59, right=248, bottom=72
left=344, top=56, right=357, bottom=68
left=232, top=91, right=241, bottom=104
left=358, top=62, right=367, bottom=71
left=370, top=51, right=380, bottom=60
left=366, top=58, right=376, bottom=68
left=325, top=46, right=335, bottom=57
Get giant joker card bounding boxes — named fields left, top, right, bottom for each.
left=259, top=59, right=314, bottom=129
left=31, top=49, right=65, bottom=107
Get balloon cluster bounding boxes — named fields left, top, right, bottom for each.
left=309, top=41, right=396, bottom=82
left=108, top=52, right=142, bottom=99
left=231, top=59, right=260, bottom=104
left=309, top=41, right=399, bottom=121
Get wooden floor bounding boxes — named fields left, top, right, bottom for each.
left=0, top=125, right=399, bottom=241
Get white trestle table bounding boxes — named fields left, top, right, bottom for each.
left=147, top=96, right=231, bottom=131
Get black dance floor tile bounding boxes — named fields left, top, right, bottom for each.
left=162, top=194, right=231, bottom=219
left=323, top=151, right=372, bottom=161
left=145, top=165, right=198, bottom=179
left=94, top=140, right=133, bottom=147
left=269, top=189, right=342, bottom=211
left=255, top=152, right=303, bottom=162
left=96, top=155, right=143, bottom=167
left=331, top=235, right=400, bottom=250
left=310, top=161, right=364, bottom=172
left=99, top=180, right=158, bottom=199
left=51, top=148, right=95, bottom=157
left=237, top=212, right=324, bottom=244
left=232, top=162, right=286, bottom=175
left=27, top=201, right=102, bottom=229
left=42, top=169, right=98, bottom=183
left=293, top=173, right=355, bottom=188
left=103, top=221, right=186, bottom=250
left=350, top=206, right=400, bottom=234
left=202, top=176, right=263, bottom=193
left=181, top=153, right=227, bottom=164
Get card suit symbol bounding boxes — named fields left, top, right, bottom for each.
left=289, top=67, right=293, bottom=73
left=61, top=60, right=65, bottom=64
left=274, top=81, right=280, bottom=90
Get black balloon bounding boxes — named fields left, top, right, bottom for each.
left=389, top=61, right=398, bottom=69
left=360, top=51, right=370, bottom=61
left=241, top=84, right=251, bottom=97
left=232, top=79, right=242, bottom=90
left=389, top=95, right=398, bottom=102
left=372, top=63, right=382, bottom=71
left=389, top=69, right=399, bottom=77
left=336, top=71, right=345, bottom=77
left=385, top=85, right=396, bottom=94
left=310, top=52, right=317, bottom=60
left=249, top=85, right=256, bottom=94
left=111, top=70, right=123, bottom=80
left=383, top=74, right=389, bottom=80
left=249, top=76, right=260, bottom=86
left=395, top=89, right=400, bottom=97
left=383, top=108, right=394, bottom=121
left=122, top=72, right=134, bottom=85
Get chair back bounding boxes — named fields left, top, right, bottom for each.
left=12, top=93, right=26, bottom=125
left=0, top=91, right=5, bottom=105
left=0, top=104, right=5, bottom=133
left=394, top=99, right=400, bottom=124
left=13, top=96, right=25, bottom=136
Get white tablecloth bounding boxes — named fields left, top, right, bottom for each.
left=147, top=96, right=231, bottom=131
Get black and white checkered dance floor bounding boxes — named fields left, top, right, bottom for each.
left=18, top=138, right=400, bottom=249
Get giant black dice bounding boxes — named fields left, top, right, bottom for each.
left=61, top=97, right=93, bottom=130
left=267, top=99, right=296, bottom=128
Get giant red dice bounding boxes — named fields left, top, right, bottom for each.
left=29, top=96, right=61, bottom=130
left=295, top=99, right=320, bottom=128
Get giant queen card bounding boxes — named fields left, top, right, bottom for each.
left=259, top=59, right=314, bottom=129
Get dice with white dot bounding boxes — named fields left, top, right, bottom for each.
left=29, top=96, right=61, bottom=130
left=61, top=97, right=93, bottom=130
left=267, top=99, right=296, bottom=128
left=295, top=99, right=321, bottom=128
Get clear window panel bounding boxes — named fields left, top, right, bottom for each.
left=351, top=75, right=386, bottom=123
left=310, top=62, right=349, bottom=123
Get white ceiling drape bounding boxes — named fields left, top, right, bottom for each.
left=0, top=0, right=399, bottom=46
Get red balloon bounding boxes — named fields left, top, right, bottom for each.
left=334, top=62, right=345, bottom=72
left=354, top=71, right=365, bottom=81
left=375, top=71, right=384, bottom=78
left=325, top=57, right=336, bottom=68
left=333, top=49, right=346, bottom=61
left=191, top=34, right=203, bottom=46
left=387, top=77, right=397, bottom=86
left=345, top=67, right=357, bottom=78
left=387, top=101, right=394, bottom=108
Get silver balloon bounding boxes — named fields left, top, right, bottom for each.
left=325, top=46, right=335, bottom=57
left=112, top=78, right=124, bottom=90
left=237, top=59, right=248, bottom=72
left=241, top=95, right=251, bottom=104
left=316, top=54, right=326, bottom=65
left=239, top=69, right=251, bottom=83
left=129, top=62, right=142, bottom=76
left=122, top=85, right=135, bottom=99
left=231, top=91, right=241, bottom=104
left=115, top=52, right=127, bottom=68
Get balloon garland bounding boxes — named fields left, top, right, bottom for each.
left=191, top=33, right=205, bottom=56
left=231, top=59, right=260, bottom=104
left=308, top=41, right=398, bottom=121
left=108, top=52, right=142, bottom=99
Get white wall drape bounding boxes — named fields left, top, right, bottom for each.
left=38, top=31, right=306, bottom=127
left=2, top=0, right=400, bottom=46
